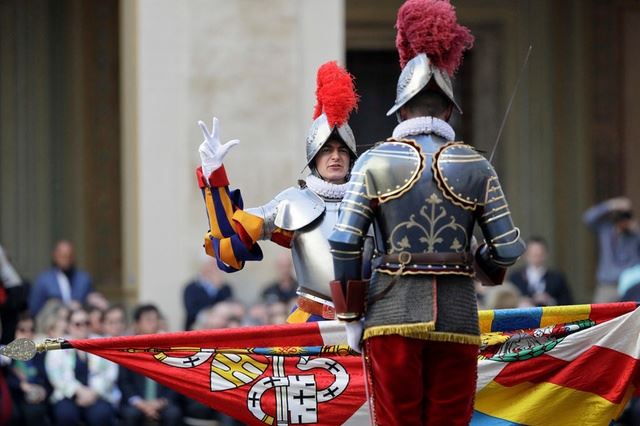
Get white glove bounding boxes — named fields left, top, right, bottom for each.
left=344, top=321, right=364, bottom=353
left=198, top=117, right=240, bottom=179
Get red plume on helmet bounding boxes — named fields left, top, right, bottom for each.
left=312, top=61, right=359, bottom=128
left=396, top=0, right=474, bottom=75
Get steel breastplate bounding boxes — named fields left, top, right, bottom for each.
left=290, top=200, right=340, bottom=297
left=375, top=134, right=476, bottom=256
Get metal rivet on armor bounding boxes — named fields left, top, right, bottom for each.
left=377, top=191, right=381, bottom=194
left=404, top=179, right=408, bottom=182
left=396, top=185, right=400, bottom=189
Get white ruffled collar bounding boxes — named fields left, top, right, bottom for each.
left=305, top=174, right=348, bottom=200
left=392, top=116, right=455, bottom=141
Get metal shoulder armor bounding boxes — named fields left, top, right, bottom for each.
left=354, top=139, right=425, bottom=203
left=432, top=142, right=495, bottom=210
left=272, top=185, right=326, bottom=231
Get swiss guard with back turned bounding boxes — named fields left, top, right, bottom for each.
left=328, top=0, right=526, bottom=424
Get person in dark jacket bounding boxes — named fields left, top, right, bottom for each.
left=118, top=304, right=182, bottom=425
left=508, top=236, right=573, bottom=306
left=182, top=259, right=233, bottom=330
left=29, top=241, right=93, bottom=316
left=6, top=313, right=52, bottom=426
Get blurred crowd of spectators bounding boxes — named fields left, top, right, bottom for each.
left=0, top=241, right=298, bottom=426
left=2, top=195, right=640, bottom=425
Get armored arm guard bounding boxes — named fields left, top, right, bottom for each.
left=433, top=143, right=525, bottom=284
left=328, top=155, right=375, bottom=321
left=475, top=169, right=525, bottom=283
left=328, top=162, right=374, bottom=282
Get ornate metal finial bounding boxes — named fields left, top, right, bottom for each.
left=0, top=338, right=37, bottom=361
left=0, top=337, right=68, bottom=361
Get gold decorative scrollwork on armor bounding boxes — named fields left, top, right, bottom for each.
left=358, top=139, right=425, bottom=203
left=432, top=141, right=494, bottom=211
left=387, top=193, right=469, bottom=253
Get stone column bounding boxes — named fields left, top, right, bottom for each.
left=120, top=0, right=344, bottom=330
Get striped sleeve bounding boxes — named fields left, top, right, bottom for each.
left=196, top=166, right=265, bottom=272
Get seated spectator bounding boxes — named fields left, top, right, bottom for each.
left=6, top=312, right=52, bottom=426
left=102, top=305, right=127, bottom=337
left=192, top=302, right=243, bottom=330
left=86, top=304, right=105, bottom=337
left=35, top=299, right=69, bottom=339
left=118, top=304, right=182, bottom=426
left=261, top=253, right=298, bottom=304
left=483, top=282, right=523, bottom=310
left=183, top=258, right=233, bottom=330
left=244, top=303, right=269, bottom=326
left=45, top=307, right=117, bottom=426
left=29, top=241, right=94, bottom=316
left=508, top=237, right=573, bottom=307
left=267, top=301, right=289, bottom=325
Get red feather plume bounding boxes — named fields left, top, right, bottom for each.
left=313, top=61, right=359, bottom=127
left=396, top=0, right=474, bottom=75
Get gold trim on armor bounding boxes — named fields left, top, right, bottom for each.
left=363, top=321, right=436, bottom=340
left=438, top=153, right=484, bottom=159
left=334, top=223, right=364, bottom=236
left=375, top=268, right=474, bottom=277
left=374, top=139, right=426, bottom=204
left=340, top=206, right=371, bottom=219
left=386, top=192, right=470, bottom=253
left=491, top=228, right=522, bottom=247
left=480, top=210, right=512, bottom=224
left=490, top=227, right=519, bottom=244
left=438, top=157, right=485, bottom=163
left=341, top=199, right=373, bottom=213
left=330, top=248, right=362, bottom=255
left=486, top=195, right=505, bottom=204
left=481, top=204, right=508, bottom=218
left=432, top=142, right=479, bottom=211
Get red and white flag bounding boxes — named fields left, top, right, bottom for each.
left=70, top=321, right=369, bottom=425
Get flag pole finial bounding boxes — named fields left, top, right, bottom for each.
left=0, top=337, right=69, bottom=361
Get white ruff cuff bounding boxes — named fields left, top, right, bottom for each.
left=305, top=174, right=348, bottom=200
left=392, top=116, right=455, bottom=141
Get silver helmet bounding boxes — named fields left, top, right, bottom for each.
left=386, top=53, right=462, bottom=117
left=305, top=112, right=356, bottom=167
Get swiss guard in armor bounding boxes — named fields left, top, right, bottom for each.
left=196, top=61, right=370, bottom=323
left=328, top=0, right=526, bottom=424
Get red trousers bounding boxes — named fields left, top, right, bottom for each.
left=364, top=334, right=478, bottom=426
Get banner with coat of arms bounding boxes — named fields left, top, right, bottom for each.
left=70, top=321, right=370, bottom=426
left=68, top=303, right=640, bottom=425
